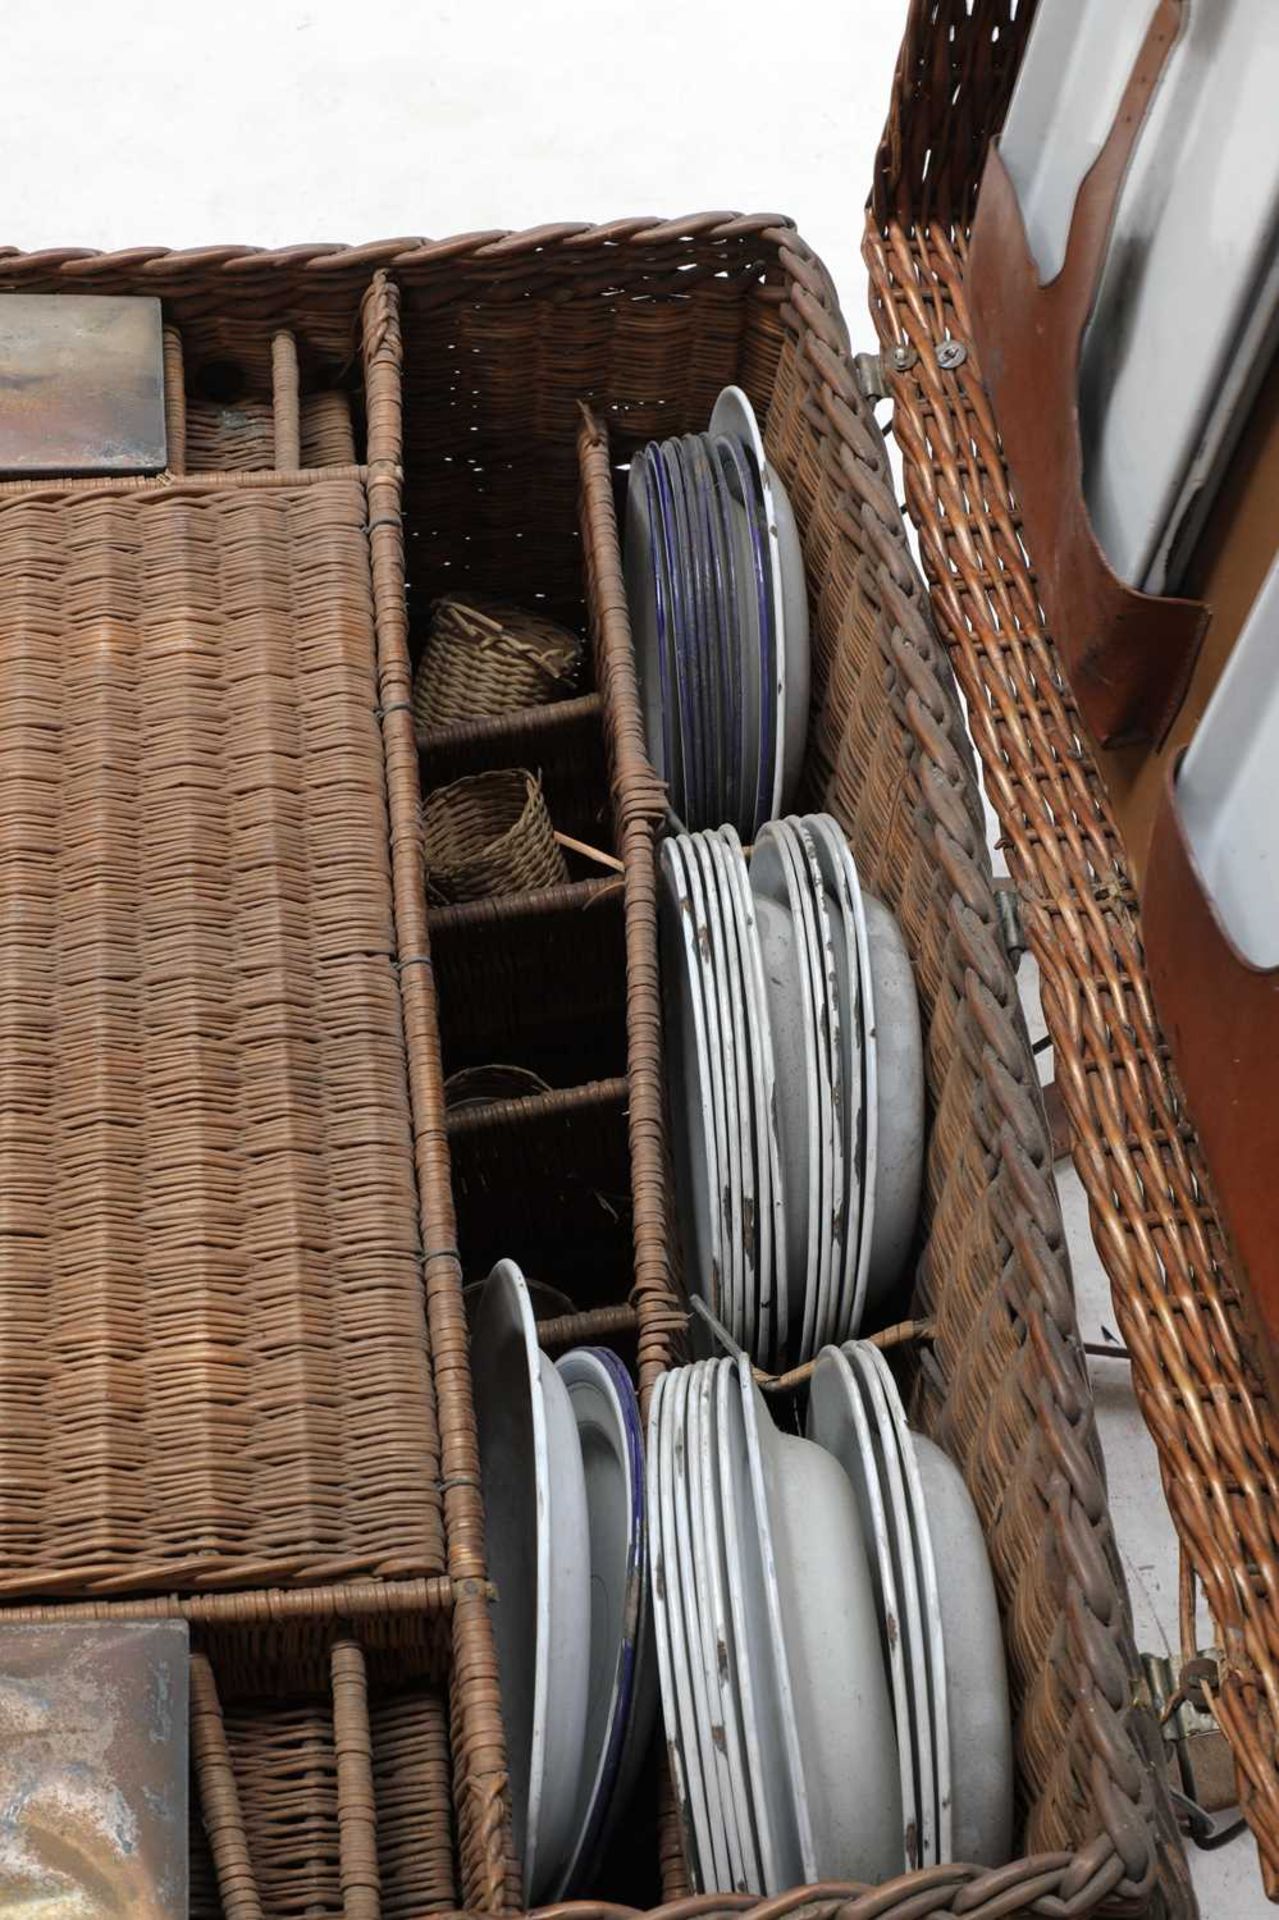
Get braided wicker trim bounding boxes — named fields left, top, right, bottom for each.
left=0, top=216, right=797, bottom=292
left=509, top=1848, right=1136, bottom=1919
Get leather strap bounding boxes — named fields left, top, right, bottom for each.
left=968, top=0, right=1209, bottom=747
left=1145, top=760, right=1279, bottom=1378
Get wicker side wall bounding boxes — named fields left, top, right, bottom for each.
left=765, top=257, right=1188, bottom=1912
left=864, top=0, right=1279, bottom=1890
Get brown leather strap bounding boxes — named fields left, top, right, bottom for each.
left=968, top=0, right=1209, bottom=747
left=1145, top=760, right=1279, bottom=1379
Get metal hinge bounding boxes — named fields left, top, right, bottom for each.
left=853, top=342, right=919, bottom=401
left=854, top=352, right=888, bottom=400
left=854, top=340, right=965, bottom=399
left=1140, top=1651, right=1246, bottom=1849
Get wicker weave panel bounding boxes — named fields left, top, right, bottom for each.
left=401, top=269, right=783, bottom=621
left=0, top=478, right=442, bottom=1598
left=191, top=1678, right=454, bottom=1919
left=185, top=391, right=358, bottom=473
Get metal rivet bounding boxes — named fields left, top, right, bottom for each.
left=935, top=339, right=968, bottom=370
left=890, top=343, right=918, bottom=373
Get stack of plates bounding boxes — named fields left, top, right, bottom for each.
left=647, top=1353, right=904, bottom=1893
left=648, top=1347, right=1013, bottom=1895
left=472, top=1260, right=656, bottom=1900
left=808, top=1341, right=1013, bottom=1872
left=625, top=385, right=810, bottom=835
left=659, top=814, right=924, bottom=1368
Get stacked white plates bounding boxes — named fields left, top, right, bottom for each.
left=472, top=1260, right=656, bottom=1900
left=808, top=1340, right=1013, bottom=1871
left=647, top=1353, right=904, bottom=1894
left=625, top=385, right=810, bottom=835
left=659, top=814, right=924, bottom=1368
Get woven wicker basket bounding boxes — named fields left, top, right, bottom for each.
left=0, top=223, right=1194, bottom=1915
left=413, top=592, right=582, bottom=733
left=864, top=0, right=1279, bottom=1890
left=421, top=767, right=568, bottom=903
left=418, top=694, right=613, bottom=865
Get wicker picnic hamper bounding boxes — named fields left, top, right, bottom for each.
left=0, top=216, right=1193, bottom=1914
left=864, top=0, right=1279, bottom=1890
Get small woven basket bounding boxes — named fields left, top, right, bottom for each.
left=413, top=592, right=582, bottom=732
left=421, top=768, right=568, bottom=904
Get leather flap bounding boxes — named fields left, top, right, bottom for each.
left=1145, top=761, right=1279, bottom=1372
left=968, top=0, right=1209, bottom=748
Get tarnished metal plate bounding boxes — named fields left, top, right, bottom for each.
left=0, top=294, right=167, bottom=474
left=0, top=1622, right=188, bottom=1916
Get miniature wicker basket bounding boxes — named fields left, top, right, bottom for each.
left=421, top=768, right=567, bottom=903
left=413, top=592, right=582, bottom=733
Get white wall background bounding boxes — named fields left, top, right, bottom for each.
left=3, top=0, right=897, bottom=342
left=2, top=0, right=1268, bottom=1907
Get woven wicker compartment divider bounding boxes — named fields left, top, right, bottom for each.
left=183, top=390, right=358, bottom=473
left=864, top=0, right=1279, bottom=1888
left=162, top=319, right=362, bottom=475
left=0, top=273, right=513, bottom=1914
left=0, top=222, right=1194, bottom=1914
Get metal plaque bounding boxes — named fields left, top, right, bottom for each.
left=0, top=1622, right=189, bottom=1917
left=0, top=294, right=167, bottom=474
